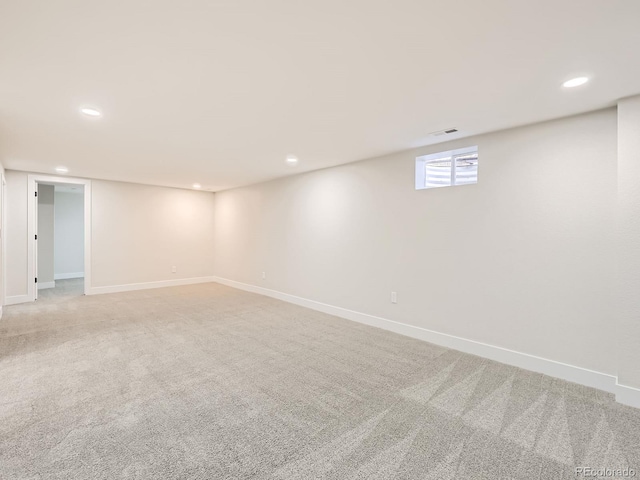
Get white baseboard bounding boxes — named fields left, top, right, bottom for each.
left=87, top=276, right=216, bottom=296
left=212, top=276, right=618, bottom=396
left=37, top=281, right=55, bottom=290
left=5, top=294, right=31, bottom=306
left=4, top=274, right=634, bottom=407
left=54, top=272, right=84, bottom=280
left=616, top=383, right=640, bottom=409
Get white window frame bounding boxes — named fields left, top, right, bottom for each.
left=415, top=145, right=478, bottom=190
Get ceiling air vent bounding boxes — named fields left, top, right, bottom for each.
left=429, top=128, right=458, bottom=137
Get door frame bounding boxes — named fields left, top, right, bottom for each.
left=1, top=172, right=6, bottom=310
left=27, top=174, right=92, bottom=302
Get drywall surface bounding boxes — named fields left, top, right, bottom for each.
left=0, top=163, right=4, bottom=307
left=5, top=173, right=215, bottom=295
left=213, top=109, right=618, bottom=376
left=36, top=184, right=55, bottom=286
left=617, top=95, right=640, bottom=389
left=54, top=190, right=84, bottom=277
left=90, top=179, right=215, bottom=287
left=5, top=170, right=28, bottom=298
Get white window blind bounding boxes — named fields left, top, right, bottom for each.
left=415, top=146, right=478, bottom=190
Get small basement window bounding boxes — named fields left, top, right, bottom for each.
left=415, top=146, right=478, bottom=190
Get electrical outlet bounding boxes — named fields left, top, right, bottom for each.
left=391, top=292, right=397, bottom=304
left=262, top=271, right=266, bottom=280
left=171, top=266, right=177, bottom=273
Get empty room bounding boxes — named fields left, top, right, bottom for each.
left=1, top=1, right=640, bottom=479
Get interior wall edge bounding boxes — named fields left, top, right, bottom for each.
left=615, top=383, right=640, bottom=409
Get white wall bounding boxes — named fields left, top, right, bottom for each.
left=213, top=109, right=618, bottom=378
left=0, top=162, right=5, bottom=310
left=54, top=190, right=84, bottom=278
left=5, top=170, right=28, bottom=299
left=617, top=95, right=640, bottom=391
left=5, top=173, right=215, bottom=298
left=36, top=184, right=55, bottom=286
left=91, top=179, right=215, bottom=287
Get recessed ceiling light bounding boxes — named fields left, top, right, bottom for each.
left=80, top=107, right=102, bottom=117
left=562, top=76, right=589, bottom=88
left=286, top=155, right=298, bottom=166
left=192, top=183, right=202, bottom=189
left=55, top=166, right=69, bottom=174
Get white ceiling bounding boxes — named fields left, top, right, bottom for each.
left=1, top=0, right=639, bottom=191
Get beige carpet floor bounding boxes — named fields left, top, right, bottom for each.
left=36, top=277, right=85, bottom=303
left=1, top=282, right=639, bottom=479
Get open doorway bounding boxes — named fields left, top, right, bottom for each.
left=36, top=183, right=85, bottom=301
left=27, top=175, right=91, bottom=302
